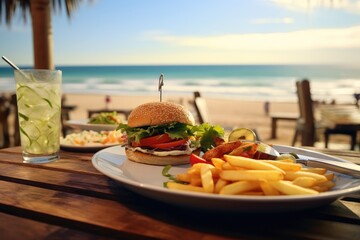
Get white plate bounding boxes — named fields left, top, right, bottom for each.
left=65, top=119, right=118, bottom=131
left=60, top=143, right=119, bottom=153
left=91, top=145, right=360, bottom=212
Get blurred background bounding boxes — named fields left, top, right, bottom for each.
left=1, top=0, right=360, bottom=149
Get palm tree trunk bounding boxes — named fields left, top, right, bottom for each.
left=30, top=0, right=54, bottom=70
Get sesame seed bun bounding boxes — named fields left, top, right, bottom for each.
left=127, top=102, right=195, bottom=127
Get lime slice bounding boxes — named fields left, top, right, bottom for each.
left=228, top=128, right=256, bottom=142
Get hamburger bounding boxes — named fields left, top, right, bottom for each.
left=117, top=101, right=224, bottom=165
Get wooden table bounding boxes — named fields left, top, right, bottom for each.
left=319, top=105, right=360, bottom=150
left=0, top=146, right=359, bottom=239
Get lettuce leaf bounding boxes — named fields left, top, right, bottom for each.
left=117, top=122, right=193, bottom=143
left=117, top=122, right=224, bottom=152
left=192, top=123, right=225, bottom=152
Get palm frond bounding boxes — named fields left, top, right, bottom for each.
left=52, top=0, right=83, bottom=18
left=0, top=0, right=85, bottom=26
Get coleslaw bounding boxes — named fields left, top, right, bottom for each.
left=61, top=130, right=126, bottom=146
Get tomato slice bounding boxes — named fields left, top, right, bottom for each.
left=189, top=153, right=212, bottom=166
left=150, top=139, right=187, bottom=149
left=132, top=134, right=172, bottom=147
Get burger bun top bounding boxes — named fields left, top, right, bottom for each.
left=127, top=102, right=195, bottom=127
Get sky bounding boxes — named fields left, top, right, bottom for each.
left=1, top=0, right=360, bottom=66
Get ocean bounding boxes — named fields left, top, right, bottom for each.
left=1, top=65, right=360, bottom=103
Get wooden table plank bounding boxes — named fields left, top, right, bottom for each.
left=0, top=212, right=117, bottom=240
left=0, top=148, right=101, bottom=175
left=0, top=180, right=209, bottom=240
left=0, top=162, right=115, bottom=198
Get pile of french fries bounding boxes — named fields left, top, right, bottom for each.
left=166, top=155, right=335, bottom=196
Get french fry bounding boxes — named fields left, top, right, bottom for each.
left=219, top=181, right=260, bottom=195
left=200, top=165, right=214, bottom=193
left=270, top=180, right=319, bottom=195
left=259, top=179, right=280, bottom=196
left=210, top=168, right=220, bottom=178
left=312, top=181, right=336, bottom=192
left=292, top=177, right=317, bottom=188
left=167, top=182, right=206, bottom=193
left=166, top=149, right=336, bottom=196
left=187, top=163, right=217, bottom=176
left=263, top=160, right=302, bottom=172
left=284, top=171, right=327, bottom=183
left=220, top=170, right=283, bottom=181
left=325, top=172, right=335, bottom=181
left=221, top=162, right=246, bottom=170
left=190, top=175, right=202, bottom=186
left=224, top=155, right=285, bottom=174
left=192, top=163, right=213, bottom=169
left=175, top=173, right=191, bottom=183
left=214, top=178, right=228, bottom=193
left=211, top=158, right=225, bottom=170
left=188, top=163, right=210, bottom=174
left=277, top=158, right=295, bottom=163
left=187, top=167, right=200, bottom=175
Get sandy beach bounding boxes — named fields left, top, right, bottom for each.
left=64, top=93, right=302, bottom=147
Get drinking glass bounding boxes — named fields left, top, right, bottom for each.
left=14, top=69, right=62, bottom=163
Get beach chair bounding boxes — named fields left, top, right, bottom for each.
left=193, top=92, right=211, bottom=124
left=292, top=79, right=357, bottom=149
left=1, top=94, right=21, bottom=147
left=292, top=80, right=316, bottom=146
left=0, top=95, right=11, bottom=148
left=10, top=94, right=20, bottom=146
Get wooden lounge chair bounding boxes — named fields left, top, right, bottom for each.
left=292, top=79, right=357, bottom=149
left=10, top=94, right=20, bottom=146
left=193, top=92, right=211, bottom=124
left=292, top=80, right=316, bottom=146
left=0, top=95, right=11, bottom=148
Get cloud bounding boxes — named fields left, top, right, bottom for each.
left=272, top=0, right=360, bottom=14
left=147, top=25, right=360, bottom=51
left=251, top=17, right=294, bottom=24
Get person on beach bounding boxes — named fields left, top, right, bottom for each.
left=264, top=101, right=270, bottom=116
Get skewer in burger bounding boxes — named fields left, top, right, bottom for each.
left=117, top=101, right=224, bottom=165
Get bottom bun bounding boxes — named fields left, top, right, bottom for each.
left=125, top=148, right=200, bottom=165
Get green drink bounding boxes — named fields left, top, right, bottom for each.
left=14, top=69, right=62, bottom=163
